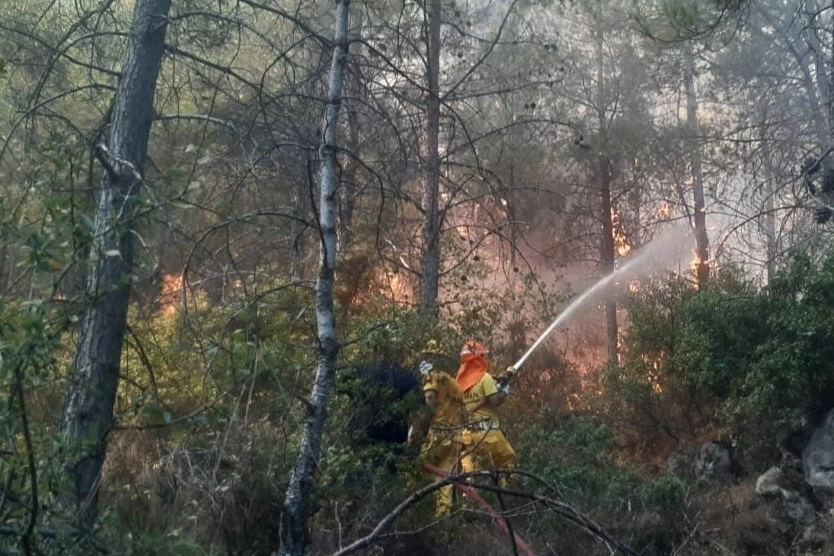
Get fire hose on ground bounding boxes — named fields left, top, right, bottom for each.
left=423, top=463, right=536, bottom=556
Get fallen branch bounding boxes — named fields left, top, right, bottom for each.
left=330, top=465, right=638, bottom=556
left=467, top=468, right=639, bottom=556
left=330, top=473, right=454, bottom=556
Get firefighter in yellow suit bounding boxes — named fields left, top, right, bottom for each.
left=410, top=343, right=468, bottom=515
left=456, top=341, right=515, bottom=485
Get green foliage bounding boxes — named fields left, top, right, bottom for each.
left=314, top=392, right=429, bottom=552
left=676, top=290, right=766, bottom=398
left=1, top=137, right=92, bottom=298
left=121, top=530, right=217, bottom=556
left=520, top=410, right=639, bottom=507
left=0, top=133, right=94, bottom=548
left=0, top=299, right=70, bottom=549
left=603, top=268, right=760, bottom=445
left=119, top=277, right=316, bottom=427
left=608, top=251, right=834, bottom=469
left=636, top=0, right=745, bottom=41
left=638, top=473, right=685, bottom=515
left=720, top=251, right=834, bottom=450
left=519, top=410, right=690, bottom=553
left=340, top=306, right=452, bottom=365
left=0, top=1, right=799, bottom=553
left=603, top=273, right=709, bottom=448
left=444, top=265, right=571, bottom=366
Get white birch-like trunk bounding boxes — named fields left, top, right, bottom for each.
left=279, top=1, right=349, bottom=553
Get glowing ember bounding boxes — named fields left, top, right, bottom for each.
left=611, top=209, right=632, bottom=256
left=158, top=273, right=183, bottom=315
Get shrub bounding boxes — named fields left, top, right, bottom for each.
left=606, top=252, right=834, bottom=472
left=518, top=410, right=691, bottom=555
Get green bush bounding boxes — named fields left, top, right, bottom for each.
left=520, top=411, right=638, bottom=506
left=638, top=474, right=686, bottom=515
left=518, top=410, right=691, bottom=555
left=126, top=530, right=217, bottom=556
left=600, top=272, right=746, bottom=450
left=607, top=251, right=834, bottom=471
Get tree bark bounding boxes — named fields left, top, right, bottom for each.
left=279, top=1, right=349, bottom=554
left=595, top=26, right=618, bottom=365
left=508, top=157, right=518, bottom=269
left=419, top=0, right=442, bottom=319
left=338, top=6, right=363, bottom=253
left=684, top=44, right=709, bottom=290
left=599, top=156, right=618, bottom=365
left=798, top=0, right=831, bottom=144
left=829, top=0, right=834, bottom=147
left=59, top=0, right=172, bottom=530
left=759, top=111, right=778, bottom=282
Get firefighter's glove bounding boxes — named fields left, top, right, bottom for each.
left=497, top=366, right=516, bottom=386
left=419, top=360, right=433, bottom=376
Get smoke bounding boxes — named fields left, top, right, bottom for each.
left=613, top=221, right=694, bottom=279
left=513, top=222, right=694, bottom=369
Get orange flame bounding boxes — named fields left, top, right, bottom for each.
left=611, top=209, right=632, bottom=256
left=158, top=273, right=182, bottom=315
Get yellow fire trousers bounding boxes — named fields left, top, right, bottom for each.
left=421, top=432, right=463, bottom=516
left=461, top=428, right=515, bottom=486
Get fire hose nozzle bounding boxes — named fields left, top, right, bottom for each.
left=497, top=366, right=516, bottom=392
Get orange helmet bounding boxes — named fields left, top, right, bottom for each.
left=460, top=341, right=489, bottom=358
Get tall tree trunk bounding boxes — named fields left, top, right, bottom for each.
left=759, top=112, right=778, bottom=282
left=629, top=157, right=643, bottom=249
left=599, top=154, right=618, bottom=364
left=338, top=6, right=363, bottom=253
left=419, top=0, right=442, bottom=319
left=596, top=27, right=618, bottom=364
left=60, top=0, right=172, bottom=529
left=684, top=44, right=709, bottom=289
left=799, top=0, right=831, bottom=144
left=508, top=156, right=518, bottom=269
left=829, top=0, right=834, bottom=147
left=279, top=1, right=349, bottom=554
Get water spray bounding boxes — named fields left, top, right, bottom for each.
left=508, top=224, right=691, bottom=374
